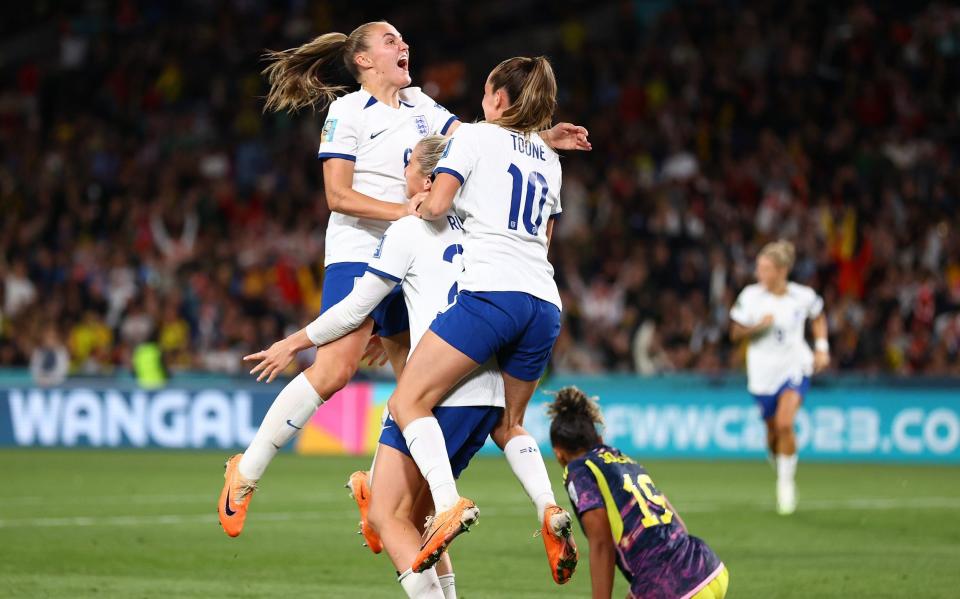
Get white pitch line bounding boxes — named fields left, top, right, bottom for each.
left=0, top=497, right=957, bottom=529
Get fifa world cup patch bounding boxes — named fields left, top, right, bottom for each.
left=322, top=118, right=338, bottom=142
left=414, top=115, right=428, bottom=136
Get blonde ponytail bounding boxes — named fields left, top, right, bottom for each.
left=262, top=21, right=387, bottom=113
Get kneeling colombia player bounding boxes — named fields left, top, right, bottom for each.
left=549, top=387, right=729, bottom=599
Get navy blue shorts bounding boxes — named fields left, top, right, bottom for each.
left=379, top=406, right=504, bottom=478
left=751, top=376, right=810, bottom=420
left=429, top=290, right=561, bottom=381
left=321, top=262, right=409, bottom=338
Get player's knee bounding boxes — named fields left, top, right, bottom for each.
left=491, top=421, right=524, bottom=449
left=305, top=360, right=356, bottom=397
left=774, top=419, right=794, bottom=439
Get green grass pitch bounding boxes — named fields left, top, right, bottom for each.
left=1, top=450, right=958, bottom=598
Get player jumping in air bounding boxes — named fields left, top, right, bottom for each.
left=386, top=56, right=573, bottom=575
left=549, top=386, right=729, bottom=599
left=218, top=20, right=589, bottom=538
left=729, top=240, right=830, bottom=514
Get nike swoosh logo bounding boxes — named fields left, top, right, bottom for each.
left=224, top=489, right=236, bottom=516
left=286, top=419, right=302, bottom=430
left=370, top=129, right=388, bottom=139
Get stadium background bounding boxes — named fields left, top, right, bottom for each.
left=1, top=1, right=959, bottom=598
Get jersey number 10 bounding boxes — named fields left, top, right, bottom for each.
left=506, top=164, right=550, bottom=235
left=622, top=473, right=674, bottom=528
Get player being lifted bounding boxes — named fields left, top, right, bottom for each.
left=729, top=240, right=830, bottom=514
left=218, top=20, right=589, bottom=537
left=549, top=386, right=729, bottom=599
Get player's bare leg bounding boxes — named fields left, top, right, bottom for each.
left=218, top=319, right=374, bottom=537
left=491, top=372, right=578, bottom=584
left=367, top=444, right=445, bottom=598
left=387, top=331, right=481, bottom=572
left=773, top=389, right=801, bottom=515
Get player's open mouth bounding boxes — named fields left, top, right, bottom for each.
left=398, top=55, right=409, bottom=70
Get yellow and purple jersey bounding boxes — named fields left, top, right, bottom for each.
left=563, top=444, right=724, bottom=599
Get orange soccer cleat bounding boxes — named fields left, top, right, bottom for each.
left=346, top=470, right=382, bottom=554
left=412, top=497, right=479, bottom=573
left=218, top=454, right=257, bottom=537
left=541, top=505, right=579, bottom=584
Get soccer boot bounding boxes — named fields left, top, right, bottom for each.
left=541, top=505, right=579, bottom=584
left=412, top=497, right=479, bottom=573
left=346, top=470, right=382, bottom=553
left=218, top=454, right=257, bottom=537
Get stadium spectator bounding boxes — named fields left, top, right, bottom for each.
left=0, top=0, right=958, bottom=377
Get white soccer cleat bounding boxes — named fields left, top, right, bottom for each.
left=777, top=478, right=796, bottom=515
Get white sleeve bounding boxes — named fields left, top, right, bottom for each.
left=807, top=289, right=824, bottom=318
left=729, top=289, right=755, bottom=326
left=317, top=100, right=360, bottom=162
left=305, top=272, right=396, bottom=346
left=551, top=176, right=563, bottom=216
left=433, top=124, right=479, bottom=186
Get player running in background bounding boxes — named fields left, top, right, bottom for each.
left=385, top=56, right=575, bottom=576
left=549, top=386, right=729, bottom=599
left=246, top=135, right=576, bottom=595
left=218, top=21, right=589, bottom=537
left=729, top=240, right=830, bottom=515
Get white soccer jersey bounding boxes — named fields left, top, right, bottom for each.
left=432, top=122, right=563, bottom=308
left=368, top=213, right=504, bottom=408
left=730, top=282, right=824, bottom=395
left=318, top=87, right=458, bottom=266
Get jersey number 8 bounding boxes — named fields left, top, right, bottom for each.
left=506, top=163, right=550, bottom=235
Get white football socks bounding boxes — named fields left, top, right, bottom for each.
left=238, top=373, right=323, bottom=480
left=398, top=568, right=444, bottom=599
left=438, top=573, right=456, bottom=599
left=776, top=453, right=797, bottom=483
left=403, top=417, right=459, bottom=513
left=503, top=435, right=556, bottom=522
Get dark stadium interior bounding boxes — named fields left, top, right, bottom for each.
left=1, top=0, right=959, bottom=378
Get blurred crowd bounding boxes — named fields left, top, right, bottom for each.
left=1, top=0, right=959, bottom=381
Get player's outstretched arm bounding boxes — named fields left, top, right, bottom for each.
left=541, top=122, right=592, bottom=152
left=243, top=272, right=396, bottom=382
left=580, top=509, right=616, bottom=599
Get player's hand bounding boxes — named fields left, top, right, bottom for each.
left=757, top=314, right=775, bottom=330
left=409, top=191, right=429, bottom=217
left=814, top=350, right=830, bottom=373
left=243, top=339, right=297, bottom=383
left=543, top=122, right=592, bottom=151
left=362, top=335, right=390, bottom=367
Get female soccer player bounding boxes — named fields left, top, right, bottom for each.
left=380, top=56, right=574, bottom=574
left=246, top=135, right=577, bottom=595
left=729, top=240, right=830, bottom=515
left=217, top=22, right=589, bottom=537
left=548, top=386, right=729, bottom=599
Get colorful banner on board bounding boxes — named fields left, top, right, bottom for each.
left=0, top=375, right=957, bottom=463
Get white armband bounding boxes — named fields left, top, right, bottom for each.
left=815, top=338, right=829, bottom=353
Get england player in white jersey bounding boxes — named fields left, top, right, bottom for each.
left=217, top=21, right=590, bottom=538
left=383, top=57, right=578, bottom=580
left=729, top=240, right=831, bottom=515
